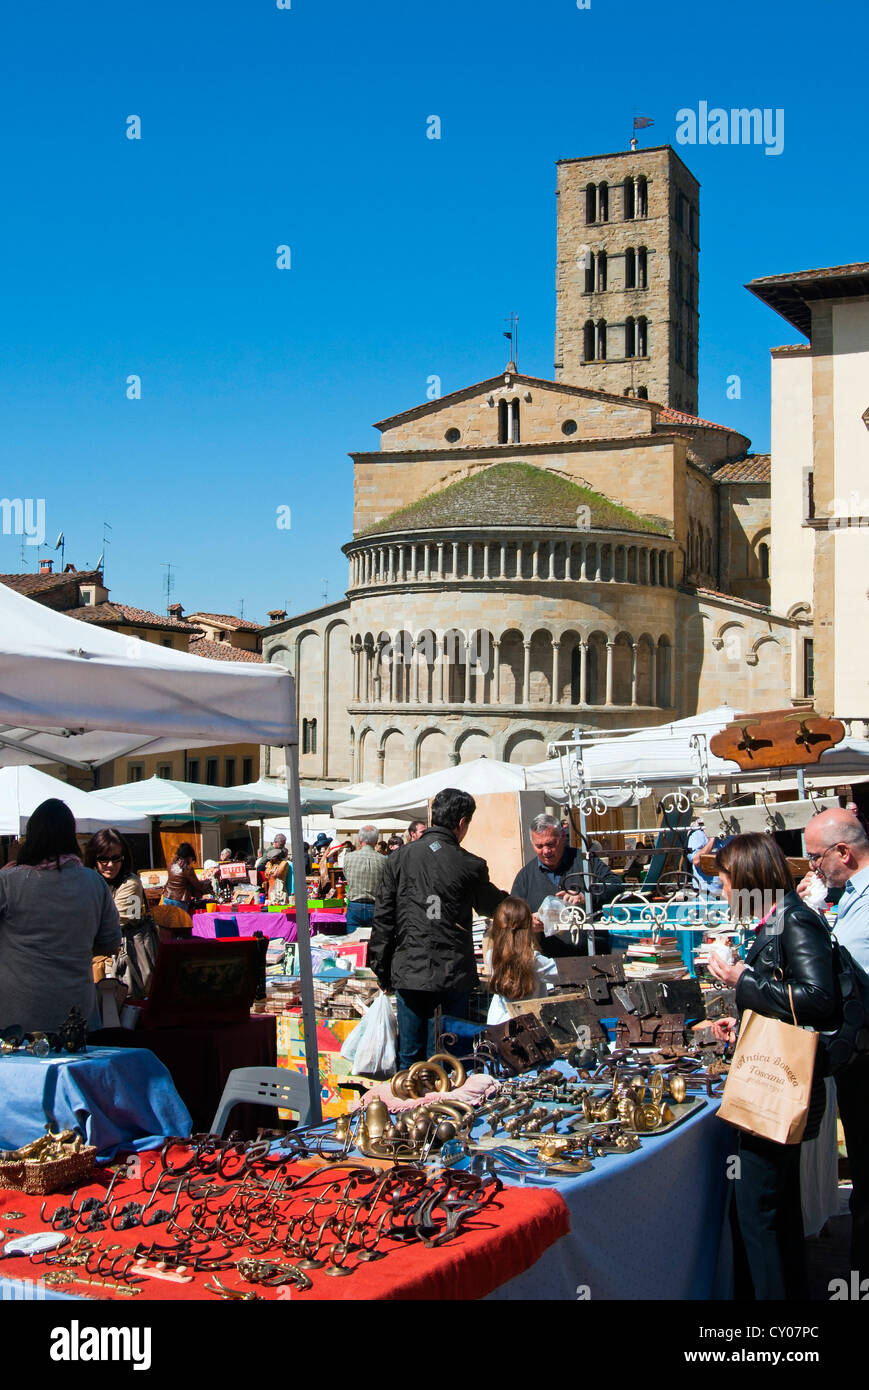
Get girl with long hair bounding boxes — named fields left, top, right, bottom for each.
left=486, top=895, right=558, bottom=1025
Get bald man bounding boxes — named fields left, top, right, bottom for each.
left=803, top=807, right=869, bottom=1278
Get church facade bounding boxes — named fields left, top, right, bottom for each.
left=262, top=145, right=807, bottom=786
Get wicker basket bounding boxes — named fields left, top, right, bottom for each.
left=0, top=1145, right=97, bottom=1195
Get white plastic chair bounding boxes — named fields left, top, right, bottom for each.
left=210, top=1066, right=312, bottom=1136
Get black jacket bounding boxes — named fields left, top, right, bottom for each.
left=735, top=890, right=840, bottom=1139
left=368, top=825, right=507, bottom=994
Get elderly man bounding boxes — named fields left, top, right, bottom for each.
left=343, top=825, right=386, bottom=931
left=802, top=807, right=869, bottom=1278
left=255, top=832, right=287, bottom=872
left=511, top=813, right=621, bottom=953
left=370, top=789, right=507, bottom=1067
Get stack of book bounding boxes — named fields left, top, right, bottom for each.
left=623, top=935, right=686, bottom=981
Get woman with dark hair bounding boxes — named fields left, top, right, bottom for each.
left=163, top=841, right=212, bottom=912
left=707, top=832, right=839, bottom=1301
left=485, top=895, right=558, bottom=1025
left=85, top=828, right=156, bottom=998
left=0, top=799, right=121, bottom=1032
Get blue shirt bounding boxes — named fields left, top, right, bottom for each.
left=833, top=864, right=869, bottom=974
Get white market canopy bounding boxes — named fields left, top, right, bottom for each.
left=0, top=765, right=151, bottom=837
left=92, top=776, right=345, bottom=823
left=337, top=757, right=531, bottom=820
left=0, top=581, right=292, bottom=770
left=0, top=581, right=325, bottom=1124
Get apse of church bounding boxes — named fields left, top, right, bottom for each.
left=262, top=144, right=799, bottom=787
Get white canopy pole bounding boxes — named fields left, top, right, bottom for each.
left=283, top=742, right=322, bottom=1126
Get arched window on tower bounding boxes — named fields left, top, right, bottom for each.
left=636, top=176, right=648, bottom=217
left=597, top=250, right=607, bottom=292
left=758, top=542, right=770, bottom=579
left=623, top=176, right=635, bottom=220
left=598, top=181, right=609, bottom=222
left=498, top=399, right=520, bottom=443
left=637, top=385, right=648, bottom=399
left=498, top=399, right=508, bottom=443
left=637, top=316, right=648, bottom=357
left=509, top=398, right=521, bottom=443
left=637, top=247, right=648, bottom=288
left=583, top=320, right=595, bottom=362
left=584, top=253, right=595, bottom=293
left=585, top=182, right=596, bottom=224
left=596, top=319, right=607, bottom=360
left=624, top=248, right=636, bottom=290
left=624, top=317, right=636, bottom=358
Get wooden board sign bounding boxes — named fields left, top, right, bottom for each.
left=710, top=710, right=845, bottom=771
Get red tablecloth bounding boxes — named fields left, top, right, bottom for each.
left=0, top=1156, right=568, bottom=1302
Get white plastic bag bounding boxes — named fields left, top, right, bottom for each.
left=538, top=894, right=566, bottom=937
left=340, top=991, right=397, bottom=1075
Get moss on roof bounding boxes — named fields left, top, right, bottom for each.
left=359, top=461, right=669, bottom=538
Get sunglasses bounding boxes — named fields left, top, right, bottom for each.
left=97, top=856, right=123, bottom=865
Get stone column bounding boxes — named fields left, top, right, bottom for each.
left=466, top=542, right=473, bottom=578
left=413, top=643, right=421, bottom=703
left=492, top=639, right=501, bottom=704
left=551, top=639, right=560, bottom=705
left=499, top=543, right=506, bottom=578
left=410, top=543, right=417, bottom=579
left=579, top=545, right=586, bottom=581
left=548, top=544, right=556, bottom=580
left=605, top=641, right=614, bottom=705
left=436, top=542, right=444, bottom=580
left=631, top=643, right=639, bottom=706
left=649, top=643, right=657, bottom=707
left=464, top=637, right=472, bottom=703
left=452, top=541, right=459, bottom=577
left=423, top=543, right=430, bottom=577
left=398, top=548, right=405, bottom=581
left=376, top=747, right=385, bottom=785
left=483, top=543, right=490, bottom=579
left=439, top=637, right=446, bottom=703
left=579, top=641, right=588, bottom=705
left=532, top=545, right=540, bottom=579
left=522, top=640, right=532, bottom=705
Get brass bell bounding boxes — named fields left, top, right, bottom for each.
left=365, top=1099, right=389, bottom=1142
left=669, top=1075, right=687, bottom=1104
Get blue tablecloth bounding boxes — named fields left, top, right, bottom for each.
left=0, top=1047, right=192, bottom=1161
left=485, top=1070, right=733, bottom=1300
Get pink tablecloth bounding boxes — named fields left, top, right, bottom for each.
left=191, top=911, right=346, bottom=939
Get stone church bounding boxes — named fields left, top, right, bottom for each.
left=262, top=144, right=807, bottom=787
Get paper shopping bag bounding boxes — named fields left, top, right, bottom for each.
left=718, top=1008, right=817, bottom=1145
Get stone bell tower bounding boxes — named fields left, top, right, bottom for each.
left=554, top=144, right=700, bottom=414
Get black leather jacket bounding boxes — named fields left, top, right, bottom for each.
left=369, top=825, right=507, bottom=994
left=735, top=890, right=839, bottom=1139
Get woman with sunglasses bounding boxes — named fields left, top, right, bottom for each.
left=85, top=828, right=156, bottom=997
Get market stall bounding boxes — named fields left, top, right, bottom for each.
left=0, top=580, right=323, bottom=1125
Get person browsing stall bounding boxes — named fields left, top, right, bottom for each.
left=707, top=832, right=838, bottom=1301
left=369, top=788, right=507, bottom=1067
left=485, top=896, right=559, bottom=1025
left=800, top=808, right=869, bottom=1281
left=163, top=842, right=212, bottom=912
left=0, top=799, right=121, bottom=1032
left=343, top=825, right=386, bottom=931
left=84, top=827, right=157, bottom=999
left=511, top=813, right=621, bottom=954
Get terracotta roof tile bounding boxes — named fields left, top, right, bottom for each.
left=66, top=603, right=199, bottom=632
left=713, top=454, right=771, bottom=484
left=0, top=569, right=103, bottom=596
left=186, top=611, right=262, bottom=632
left=189, top=636, right=264, bottom=663
left=656, top=407, right=732, bottom=433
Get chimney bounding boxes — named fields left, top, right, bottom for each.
left=167, top=602, right=184, bottom=619
left=268, top=609, right=287, bottom=623
left=39, top=559, right=53, bottom=575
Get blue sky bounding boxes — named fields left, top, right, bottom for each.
left=0, top=0, right=863, bottom=623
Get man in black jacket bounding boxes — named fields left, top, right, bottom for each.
left=369, top=788, right=507, bottom=1068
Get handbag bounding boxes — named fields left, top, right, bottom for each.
left=718, top=986, right=817, bottom=1145
left=820, top=938, right=869, bottom=1074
